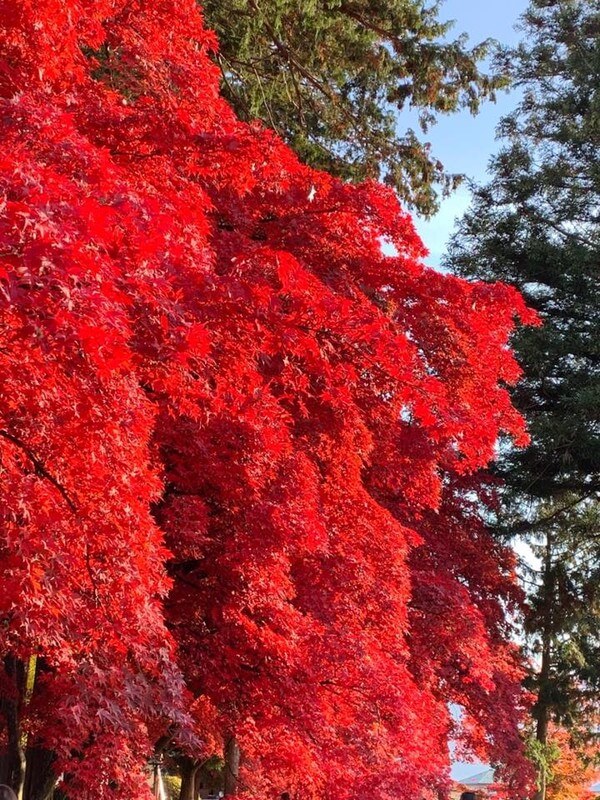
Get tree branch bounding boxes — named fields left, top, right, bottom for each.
left=0, top=430, right=77, bottom=512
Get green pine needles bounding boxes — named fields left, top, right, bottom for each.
left=202, top=0, right=508, bottom=216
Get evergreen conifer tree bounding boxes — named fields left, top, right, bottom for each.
left=201, top=0, right=508, bottom=215
left=446, top=2, right=600, bottom=794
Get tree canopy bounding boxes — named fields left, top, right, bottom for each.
left=0, top=1, right=535, bottom=798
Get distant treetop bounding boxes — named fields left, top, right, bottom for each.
left=202, top=0, right=509, bottom=216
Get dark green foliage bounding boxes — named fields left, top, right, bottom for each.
left=445, top=0, right=600, bottom=758
left=447, top=0, right=600, bottom=502
left=522, top=504, right=600, bottom=742
left=201, top=0, right=507, bottom=216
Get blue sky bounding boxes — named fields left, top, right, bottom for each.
left=405, top=0, right=529, bottom=781
left=408, top=0, right=529, bottom=269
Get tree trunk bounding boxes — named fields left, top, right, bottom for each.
left=1, top=655, right=57, bottom=800
left=533, top=530, right=554, bottom=800
left=193, top=769, right=201, bottom=800
left=223, top=737, right=240, bottom=797
left=178, top=758, right=199, bottom=800
left=0, top=656, right=27, bottom=798
left=23, top=747, right=58, bottom=800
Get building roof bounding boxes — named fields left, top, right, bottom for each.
left=462, top=769, right=497, bottom=786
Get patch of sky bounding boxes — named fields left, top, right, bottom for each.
left=400, top=0, right=529, bottom=269
left=448, top=706, right=493, bottom=781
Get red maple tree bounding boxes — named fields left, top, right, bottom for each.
left=0, top=1, right=536, bottom=798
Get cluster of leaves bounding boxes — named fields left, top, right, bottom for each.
left=0, top=1, right=535, bottom=798
left=202, top=0, right=508, bottom=216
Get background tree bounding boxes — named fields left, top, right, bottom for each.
left=446, top=0, right=600, bottom=795
left=201, top=0, right=508, bottom=216
left=529, top=725, right=600, bottom=800
left=546, top=727, right=600, bottom=800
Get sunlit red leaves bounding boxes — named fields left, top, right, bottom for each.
left=0, top=1, right=537, bottom=798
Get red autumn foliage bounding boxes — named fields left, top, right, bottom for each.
left=0, top=1, right=537, bottom=798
